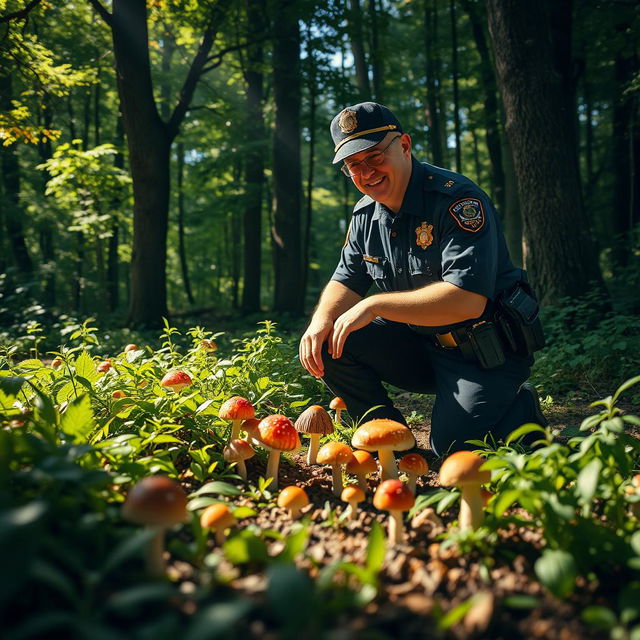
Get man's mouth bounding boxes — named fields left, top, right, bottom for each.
left=366, top=176, right=384, bottom=188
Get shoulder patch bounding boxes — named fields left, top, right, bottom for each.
left=448, top=198, right=485, bottom=232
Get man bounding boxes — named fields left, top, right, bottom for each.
left=299, top=102, right=546, bottom=455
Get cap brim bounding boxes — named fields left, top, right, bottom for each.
left=332, top=131, right=388, bottom=164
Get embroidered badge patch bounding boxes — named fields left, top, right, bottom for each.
left=415, top=222, right=434, bottom=249
left=448, top=198, right=485, bottom=232
left=339, top=109, right=358, bottom=134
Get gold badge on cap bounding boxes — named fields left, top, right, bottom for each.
left=415, top=222, right=434, bottom=249
left=339, top=109, right=358, bottom=134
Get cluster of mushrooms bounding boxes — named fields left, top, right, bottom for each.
left=122, top=394, right=496, bottom=575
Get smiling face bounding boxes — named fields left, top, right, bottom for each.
left=344, top=132, right=413, bottom=213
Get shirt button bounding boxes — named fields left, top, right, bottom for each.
left=391, top=231, right=397, bottom=238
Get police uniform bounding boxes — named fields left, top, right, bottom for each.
left=321, top=102, right=544, bottom=455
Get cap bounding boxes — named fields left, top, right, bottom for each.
left=439, top=451, right=490, bottom=487
left=351, top=418, right=415, bottom=452
left=330, top=102, right=403, bottom=164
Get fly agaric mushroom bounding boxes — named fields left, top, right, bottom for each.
left=294, top=405, right=334, bottom=465
left=122, top=475, right=188, bottom=577
left=398, top=453, right=429, bottom=494
left=346, top=450, right=378, bottom=492
left=250, top=414, right=300, bottom=491
left=317, top=441, right=356, bottom=496
left=373, top=478, right=415, bottom=545
left=439, top=451, right=491, bottom=531
left=160, top=370, right=192, bottom=392
left=341, top=484, right=365, bottom=522
left=277, top=486, right=310, bottom=519
left=330, top=397, right=347, bottom=425
left=242, top=417, right=260, bottom=436
left=351, top=419, right=415, bottom=481
left=219, top=396, right=256, bottom=441
left=223, top=439, right=255, bottom=482
left=200, top=503, right=237, bottom=545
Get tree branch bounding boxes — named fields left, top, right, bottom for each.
left=201, top=36, right=270, bottom=73
left=86, top=0, right=112, bottom=27
left=0, top=0, right=43, bottom=24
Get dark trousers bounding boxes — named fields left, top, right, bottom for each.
left=321, top=318, right=534, bottom=456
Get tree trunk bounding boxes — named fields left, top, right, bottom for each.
left=177, top=142, right=195, bottom=306
left=368, top=0, right=383, bottom=101
left=501, top=131, right=522, bottom=266
left=241, top=0, right=266, bottom=313
left=272, top=0, right=303, bottom=313
left=449, top=0, right=462, bottom=173
left=348, top=0, right=371, bottom=99
left=424, top=0, right=444, bottom=167
left=486, top=0, right=608, bottom=304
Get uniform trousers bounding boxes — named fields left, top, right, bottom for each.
left=321, top=317, right=534, bottom=456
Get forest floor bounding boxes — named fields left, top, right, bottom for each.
left=172, top=392, right=637, bottom=640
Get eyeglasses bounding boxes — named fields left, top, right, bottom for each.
left=341, top=136, right=401, bottom=177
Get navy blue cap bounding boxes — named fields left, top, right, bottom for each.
left=330, top=102, right=403, bottom=164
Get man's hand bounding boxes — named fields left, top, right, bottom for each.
left=299, top=316, right=334, bottom=378
left=330, top=299, right=376, bottom=359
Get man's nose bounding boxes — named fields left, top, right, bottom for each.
left=359, top=162, right=376, bottom=179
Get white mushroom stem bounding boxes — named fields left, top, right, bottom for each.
left=459, top=484, right=484, bottom=531
left=230, top=419, right=242, bottom=441
left=335, top=408, right=343, bottom=425
left=306, top=433, right=321, bottom=465
left=387, top=510, right=405, bottom=545
left=145, top=527, right=167, bottom=578
left=407, top=473, right=418, bottom=494
left=288, top=505, right=303, bottom=519
left=266, top=449, right=282, bottom=491
left=378, top=449, right=399, bottom=480
left=331, top=463, right=344, bottom=496
left=235, top=459, right=247, bottom=482
left=346, top=501, right=359, bottom=522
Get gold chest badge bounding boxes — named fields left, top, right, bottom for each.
left=415, top=222, right=434, bottom=249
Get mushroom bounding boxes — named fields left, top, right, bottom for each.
left=330, top=397, right=347, bottom=425
left=97, top=360, right=112, bottom=373
left=51, top=357, right=63, bottom=369
left=398, top=453, right=429, bottom=493
left=439, top=451, right=491, bottom=531
left=219, top=396, right=256, bottom=441
left=294, top=405, right=334, bottom=465
left=200, top=503, right=237, bottom=545
left=122, top=475, right=188, bottom=577
left=112, top=390, right=127, bottom=399
left=317, top=441, right=356, bottom=496
left=346, top=450, right=378, bottom=492
left=124, top=343, right=139, bottom=352
left=160, top=370, right=192, bottom=392
left=223, top=439, right=255, bottom=482
left=373, top=478, right=415, bottom=546
left=250, top=414, right=300, bottom=491
left=277, top=486, right=310, bottom=519
left=341, top=484, right=365, bottom=522
left=200, top=340, right=217, bottom=352
left=351, top=419, right=415, bottom=481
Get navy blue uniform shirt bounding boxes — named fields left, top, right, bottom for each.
left=331, top=157, right=522, bottom=333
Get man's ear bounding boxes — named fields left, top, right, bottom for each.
left=400, top=133, right=412, bottom=156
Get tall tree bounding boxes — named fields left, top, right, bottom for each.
left=424, top=0, right=445, bottom=167
left=449, top=0, right=462, bottom=173
left=271, top=0, right=303, bottom=313
left=486, top=0, right=608, bottom=304
left=347, top=0, right=371, bottom=99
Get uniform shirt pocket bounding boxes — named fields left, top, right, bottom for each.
left=407, top=249, right=438, bottom=287
left=363, top=255, right=389, bottom=290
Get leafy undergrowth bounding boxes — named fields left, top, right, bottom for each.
left=1, top=321, right=639, bottom=640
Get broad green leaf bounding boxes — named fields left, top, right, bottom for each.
left=184, top=601, right=252, bottom=640
left=436, top=490, right=460, bottom=514
left=365, top=520, right=386, bottom=574
left=0, top=375, right=26, bottom=398
left=580, top=606, right=617, bottom=629
left=576, top=458, right=602, bottom=503
left=60, top=394, right=94, bottom=442
left=534, top=549, right=576, bottom=599
left=223, top=530, right=268, bottom=564
left=192, top=481, right=242, bottom=497
left=493, top=489, right=521, bottom=517
left=502, top=594, right=539, bottom=609
left=612, top=375, right=640, bottom=403
left=75, top=350, right=100, bottom=383
left=56, top=381, right=77, bottom=404
left=276, top=523, right=310, bottom=563
left=506, top=422, right=547, bottom=445
left=17, top=359, right=44, bottom=371
left=437, top=595, right=476, bottom=630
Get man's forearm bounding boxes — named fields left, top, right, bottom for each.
left=313, top=280, right=363, bottom=321
left=364, top=281, right=487, bottom=327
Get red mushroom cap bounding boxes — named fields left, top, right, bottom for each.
left=219, top=396, right=255, bottom=421
left=97, top=360, right=112, bottom=373
left=398, top=453, right=429, bottom=475
left=373, top=479, right=415, bottom=512
left=122, top=476, right=188, bottom=526
left=160, top=370, right=192, bottom=391
left=200, top=340, right=218, bottom=352
left=257, top=414, right=300, bottom=451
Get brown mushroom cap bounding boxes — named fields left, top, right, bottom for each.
left=122, top=476, right=188, bottom=526
left=317, top=441, right=355, bottom=466
left=200, top=503, right=236, bottom=530
left=294, top=405, right=334, bottom=435
left=97, top=360, right=112, bottom=372
left=346, top=449, right=378, bottom=474
left=330, top=397, right=347, bottom=411
left=351, top=419, right=415, bottom=452
left=373, top=479, right=415, bottom=512
left=160, top=370, right=192, bottom=391
left=257, top=414, right=300, bottom=451
left=219, top=396, right=255, bottom=421
left=223, top=439, right=255, bottom=462
left=242, top=418, right=260, bottom=434
left=341, top=484, right=365, bottom=504
left=277, top=486, right=310, bottom=511
left=439, top=451, right=490, bottom=487
left=398, top=453, right=429, bottom=475
left=124, top=344, right=139, bottom=352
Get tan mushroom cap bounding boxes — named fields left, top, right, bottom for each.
left=200, top=503, right=236, bottom=530
left=341, top=485, right=365, bottom=504
left=294, top=405, right=334, bottom=435
left=373, top=479, right=415, bottom=512
left=257, top=414, right=300, bottom=451
left=122, top=476, right=188, bottom=526
left=223, top=439, right=255, bottom=462
left=242, top=418, right=260, bottom=433
left=352, top=418, right=415, bottom=452
left=160, top=370, right=192, bottom=391
left=398, top=453, right=429, bottom=475
left=346, top=449, right=378, bottom=474
left=330, top=397, right=347, bottom=411
left=277, top=486, right=310, bottom=511
left=219, top=396, right=255, bottom=421
left=439, top=451, right=490, bottom=487
left=317, top=441, right=355, bottom=466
